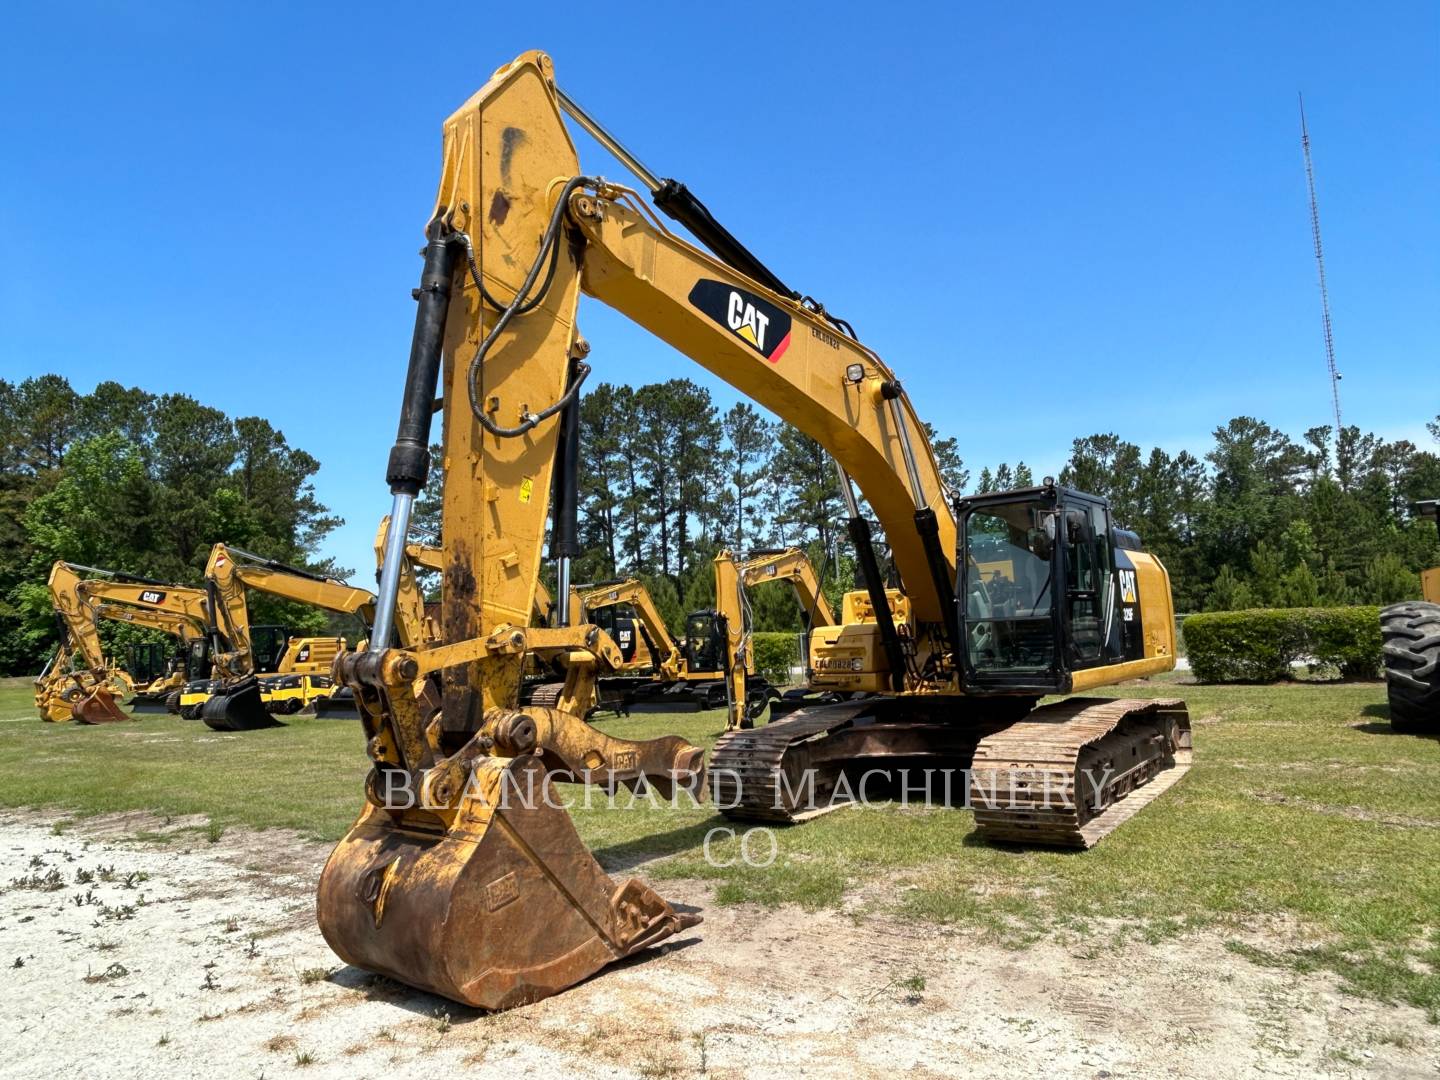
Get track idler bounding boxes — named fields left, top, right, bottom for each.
left=317, top=752, right=701, bottom=1010
left=201, top=675, right=284, bottom=731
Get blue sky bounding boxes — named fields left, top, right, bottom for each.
left=2, top=2, right=1436, bottom=579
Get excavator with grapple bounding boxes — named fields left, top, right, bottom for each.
left=315, top=51, right=1190, bottom=1010
left=1381, top=499, right=1440, bottom=733
left=35, top=562, right=139, bottom=724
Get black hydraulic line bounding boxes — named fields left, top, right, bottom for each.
left=387, top=221, right=458, bottom=498
left=652, top=180, right=797, bottom=301
left=847, top=515, right=906, bottom=692
left=224, top=546, right=331, bottom=583
left=914, top=507, right=960, bottom=653
left=548, top=356, right=583, bottom=561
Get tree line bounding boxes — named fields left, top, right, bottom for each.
left=3, top=371, right=1436, bottom=675
left=570, top=381, right=1439, bottom=626
left=0, top=375, right=341, bottom=675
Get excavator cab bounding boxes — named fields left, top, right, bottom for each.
left=250, top=625, right=290, bottom=674
left=125, top=642, right=169, bottom=689
left=680, top=610, right=728, bottom=676
left=958, top=484, right=1173, bottom=694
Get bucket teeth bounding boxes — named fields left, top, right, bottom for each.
left=317, top=752, right=700, bottom=1011
left=201, top=676, right=284, bottom=731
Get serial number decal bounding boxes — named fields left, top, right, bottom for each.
left=810, top=325, right=841, bottom=350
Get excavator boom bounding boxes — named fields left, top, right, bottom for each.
left=80, top=585, right=210, bottom=713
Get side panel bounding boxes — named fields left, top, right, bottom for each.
left=1130, top=550, right=1177, bottom=663
left=1423, top=567, right=1440, bottom=605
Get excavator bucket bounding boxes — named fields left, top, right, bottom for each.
left=72, top=686, right=130, bottom=725
left=127, top=695, right=174, bottom=715
left=201, top=676, right=283, bottom=731
left=317, top=753, right=700, bottom=1011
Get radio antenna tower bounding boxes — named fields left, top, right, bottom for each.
left=1299, top=93, right=1343, bottom=441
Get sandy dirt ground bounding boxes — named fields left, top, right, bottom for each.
left=0, top=809, right=1435, bottom=1079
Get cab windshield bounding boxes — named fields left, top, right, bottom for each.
left=964, top=500, right=1056, bottom=674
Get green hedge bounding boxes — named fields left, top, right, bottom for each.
left=752, top=632, right=802, bottom=684
left=1183, top=607, right=1381, bottom=683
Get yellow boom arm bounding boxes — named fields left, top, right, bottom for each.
left=577, top=579, right=682, bottom=678
left=738, top=548, right=836, bottom=629
left=205, top=543, right=376, bottom=679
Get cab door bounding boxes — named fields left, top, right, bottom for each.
left=1060, top=498, right=1117, bottom=671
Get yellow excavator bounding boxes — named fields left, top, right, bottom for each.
left=35, top=562, right=138, bottom=724
left=69, top=572, right=211, bottom=714
left=568, top=551, right=761, bottom=718
left=737, top=546, right=838, bottom=717
left=87, top=599, right=209, bottom=713
left=200, top=542, right=380, bottom=730
left=1381, top=499, right=1440, bottom=732
left=315, top=51, right=1189, bottom=1010
left=573, top=547, right=828, bottom=722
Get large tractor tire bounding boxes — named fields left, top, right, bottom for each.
left=1381, top=601, right=1440, bottom=733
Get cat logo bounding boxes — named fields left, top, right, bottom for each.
left=687, top=279, right=793, bottom=362
left=296, top=645, right=311, bottom=663
left=139, top=590, right=165, bottom=605
left=1118, top=570, right=1138, bottom=605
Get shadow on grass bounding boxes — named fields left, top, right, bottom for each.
left=959, top=830, right=1085, bottom=852
left=1353, top=704, right=1440, bottom=741
left=590, top=818, right=724, bottom=873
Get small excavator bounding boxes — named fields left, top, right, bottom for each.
left=89, top=601, right=208, bottom=712
left=1381, top=499, right=1440, bottom=732
left=574, top=547, right=830, bottom=723
left=568, top=551, right=768, bottom=719
left=35, top=562, right=140, bottom=724
left=316, top=51, right=1190, bottom=1010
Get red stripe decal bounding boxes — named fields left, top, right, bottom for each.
left=768, top=332, right=791, bottom=363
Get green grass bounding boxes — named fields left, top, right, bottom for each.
left=2, top=678, right=1438, bottom=1016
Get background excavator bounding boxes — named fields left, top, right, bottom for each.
left=1381, top=498, right=1440, bottom=732
left=200, top=542, right=377, bottom=731
left=70, top=572, right=211, bottom=714
left=566, top=551, right=766, bottom=719
left=565, top=547, right=828, bottom=722
left=314, top=50, right=1189, bottom=1012
left=86, top=597, right=208, bottom=713
left=36, top=562, right=138, bottom=723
